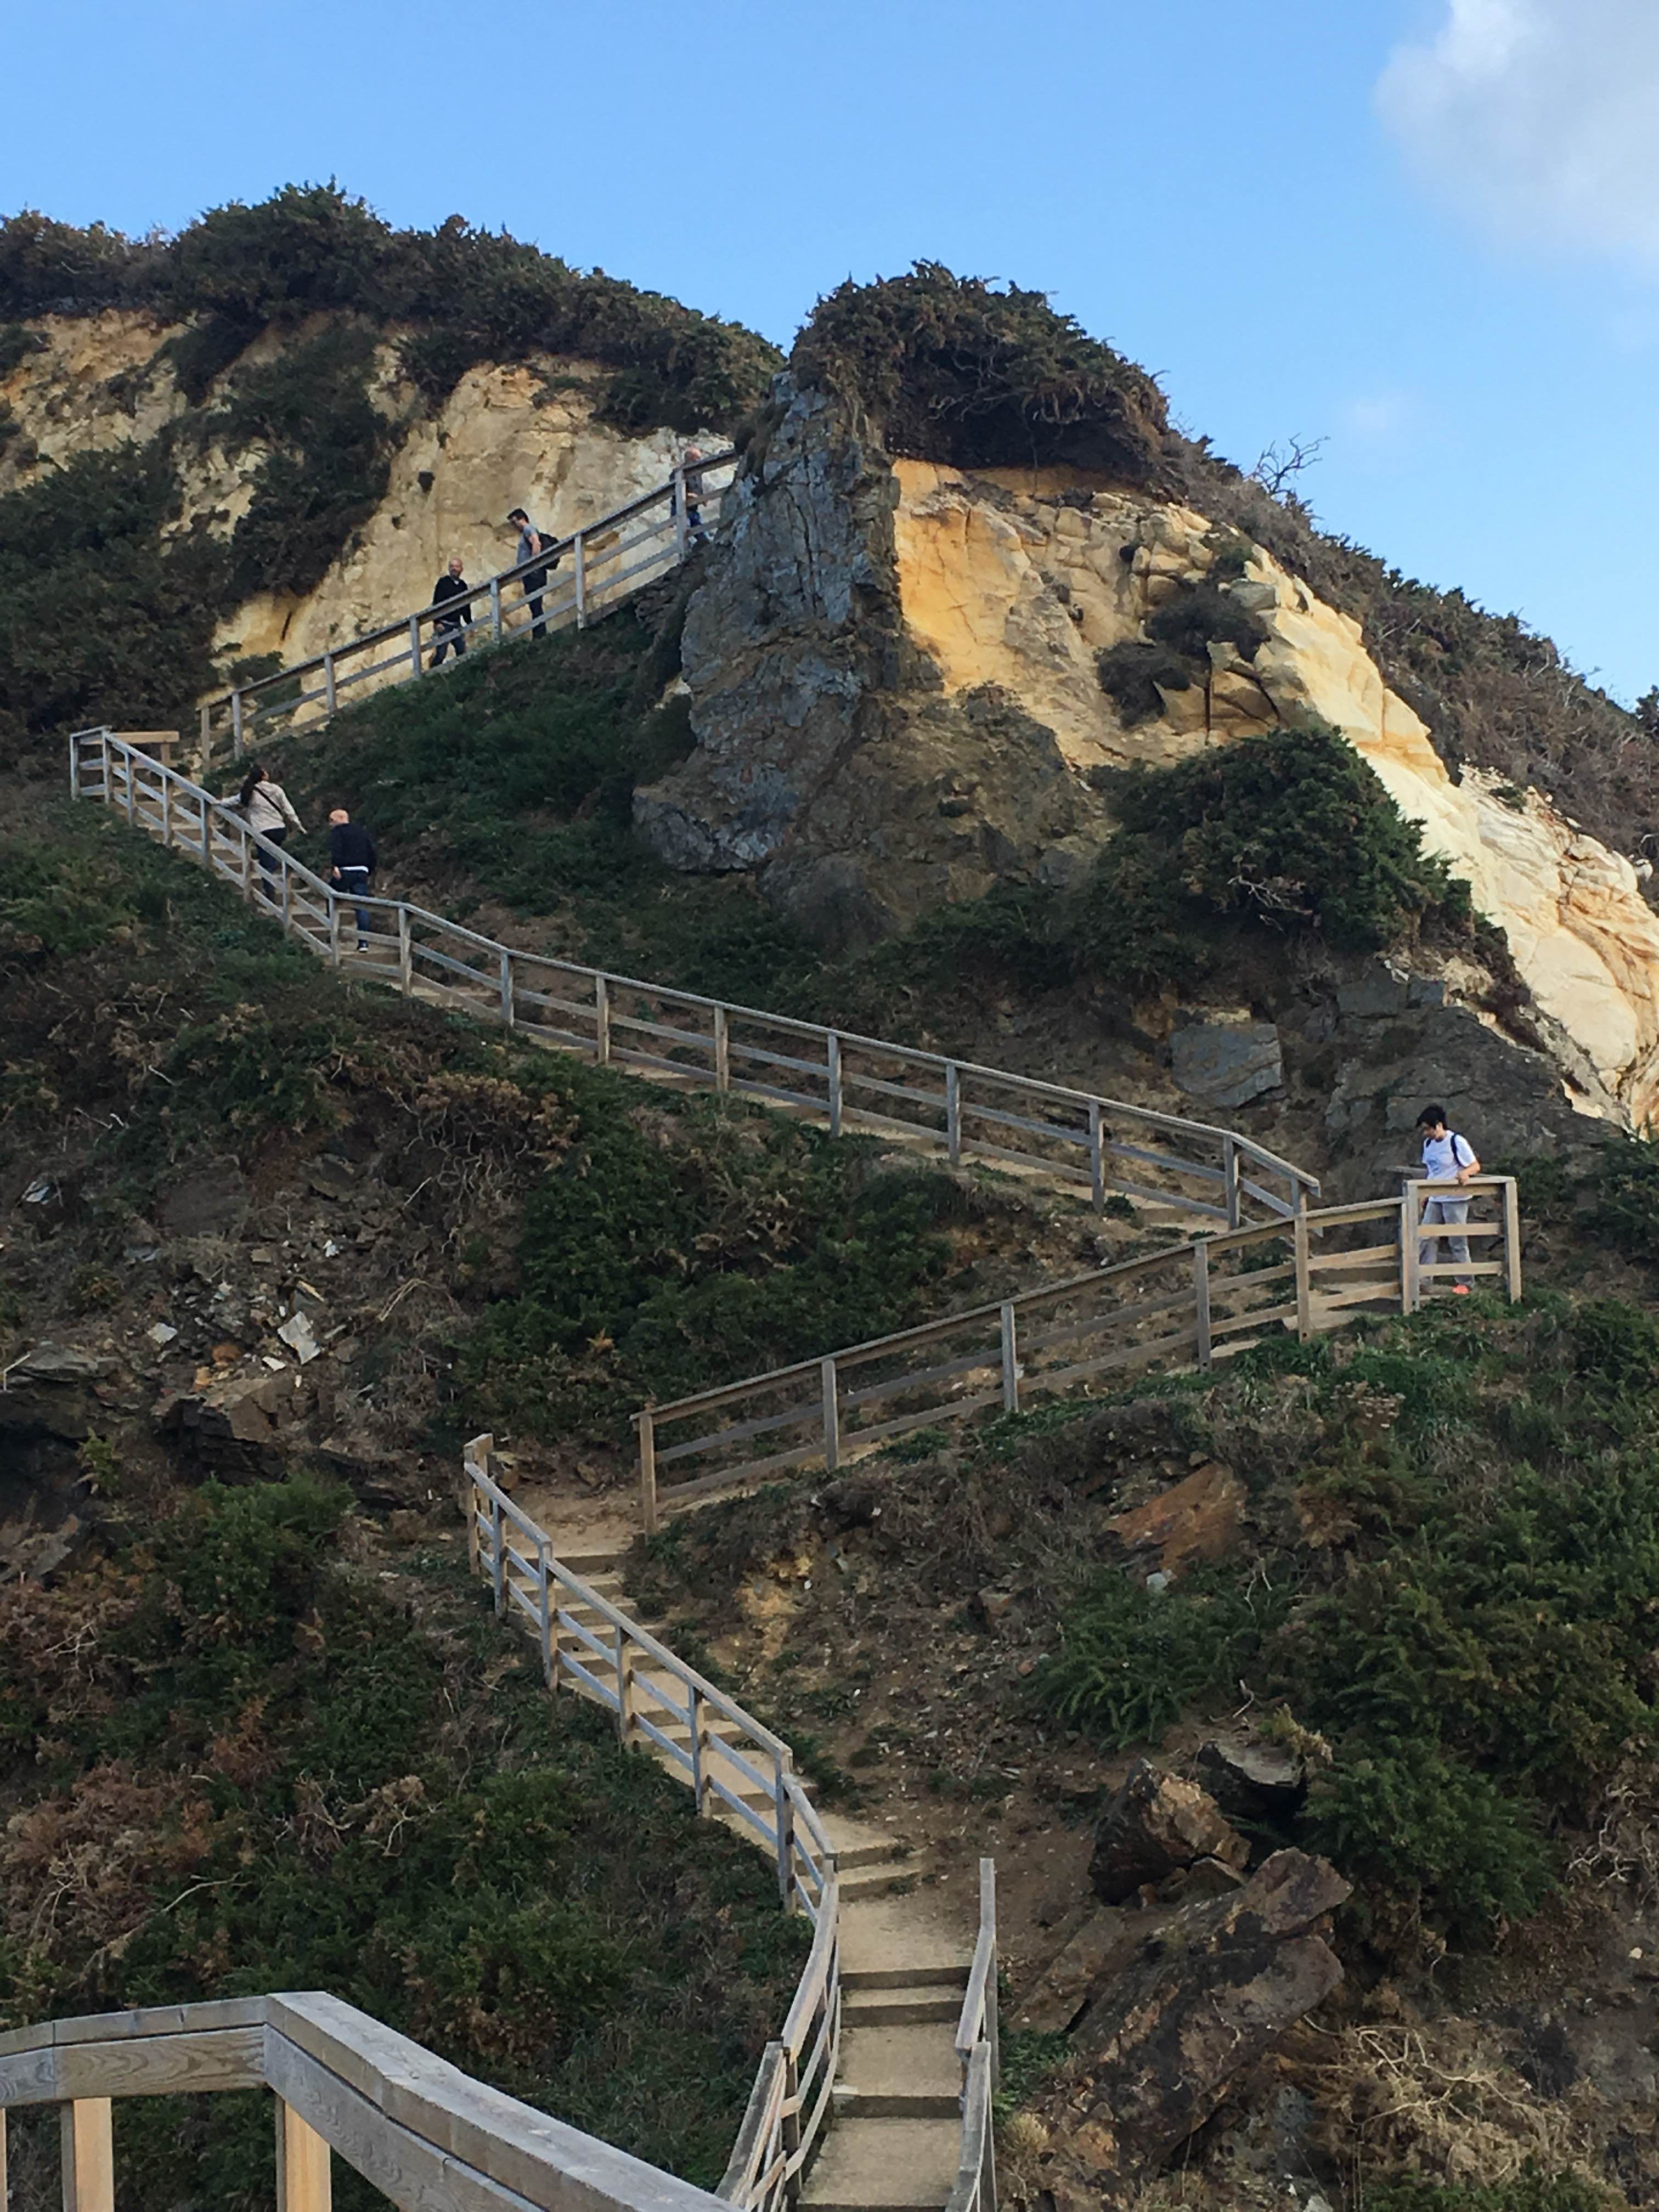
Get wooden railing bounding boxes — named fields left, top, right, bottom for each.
left=947, top=1863, right=1000, bottom=2212
left=461, top=1440, right=842, bottom=2212
left=195, top=454, right=736, bottom=764
left=70, top=731, right=1319, bottom=1235
left=0, top=1991, right=729, bottom=2212
left=636, top=1182, right=1522, bottom=1525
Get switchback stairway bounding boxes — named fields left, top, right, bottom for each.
left=60, top=730, right=1525, bottom=2212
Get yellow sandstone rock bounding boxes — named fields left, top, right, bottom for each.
left=890, top=460, right=1659, bottom=1122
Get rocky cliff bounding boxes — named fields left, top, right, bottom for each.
left=1, top=312, right=716, bottom=687
left=639, top=376, right=1659, bottom=1129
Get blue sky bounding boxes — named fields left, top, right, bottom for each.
left=6, top=0, right=1656, bottom=703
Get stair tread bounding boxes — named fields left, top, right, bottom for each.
left=799, top=2117, right=961, bottom=2209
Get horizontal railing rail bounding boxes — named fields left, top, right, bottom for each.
left=71, top=731, right=1319, bottom=1239
left=198, top=453, right=737, bottom=763
left=0, top=1991, right=727, bottom=2212
left=636, top=1183, right=1520, bottom=1524
left=461, top=1438, right=842, bottom=2212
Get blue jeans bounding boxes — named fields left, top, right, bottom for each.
left=336, top=866, right=372, bottom=945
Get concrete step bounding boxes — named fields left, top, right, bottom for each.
left=842, top=1986, right=962, bottom=2026
left=840, top=1897, right=973, bottom=1989
left=833, top=1837, right=912, bottom=1873
left=837, top=1860, right=927, bottom=1903
left=833, top=2023, right=961, bottom=2120
left=841, top=1963, right=968, bottom=1995
left=553, top=1548, right=626, bottom=1576
left=799, top=2117, right=961, bottom=2211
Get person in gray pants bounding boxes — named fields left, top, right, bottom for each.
left=1415, top=1104, right=1480, bottom=1293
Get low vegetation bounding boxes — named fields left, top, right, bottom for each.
left=266, top=603, right=821, bottom=1006
left=790, top=261, right=1167, bottom=477
left=0, top=1474, right=803, bottom=2205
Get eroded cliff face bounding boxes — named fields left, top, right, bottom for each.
left=642, top=385, right=1659, bottom=1125
left=0, top=313, right=711, bottom=683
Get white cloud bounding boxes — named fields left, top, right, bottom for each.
left=1376, top=0, right=1659, bottom=269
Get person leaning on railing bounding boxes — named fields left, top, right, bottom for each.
left=226, top=761, right=304, bottom=880
left=1415, top=1103, right=1480, bottom=1294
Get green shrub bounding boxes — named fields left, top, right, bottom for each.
left=1034, top=1566, right=1279, bottom=1750
left=0, top=323, right=44, bottom=379
left=213, top=322, right=397, bottom=599
left=1302, top=1747, right=1553, bottom=1934
left=0, top=441, right=229, bottom=752
left=1583, top=1133, right=1659, bottom=1262
left=1569, top=1297, right=1659, bottom=1392
left=791, top=262, right=1167, bottom=475
left=1086, top=723, right=1472, bottom=955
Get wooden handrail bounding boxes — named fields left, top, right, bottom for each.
left=71, top=735, right=1318, bottom=1230
left=198, top=453, right=738, bottom=758
left=460, top=1442, right=842, bottom=2211
left=0, top=1993, right=727, bottom=2212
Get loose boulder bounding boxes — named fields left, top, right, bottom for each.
left=1052, top=1850, right=1350, bottom=2198
left=1090, top=1760, right=1247, bottom=1905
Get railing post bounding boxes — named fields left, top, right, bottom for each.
left=945, top=1063, right=962, bottom=1167
left=999, top=1302, right=1019, bottom=1414
left=981, top=1856, right=1000, bottom=2090
left=1402, top=1182, right=1421, bottom=1313
left=241, top=828, right=256, bottom=909
left=489, top=575, right=503, bottom=642
left=827, top=1032, right=843, bottom=1138
left=123, top=751, right=136, bottom=826
left=1223, top=1136, right=1242, bottom=1229
left=397, top=907, right=413, bottom=995
left=1503, top=1177, right=1522, bottom=1301
left=408, top=613, right=422, bottom=675
left=328, top=894, right=342, bottom=968
left=689, top=1682, right=706, bottom=1812
left=160, top=772, right=172, bottom=848
left=574, top=529, right=587, bottom=628
left=713, top=1004, right=730, bottom=1092
left=489, top=1495, right=505, bottom=1613
left=60, top=2099, right=113, bottom=2212
left=464, top=1434, right=490, bottom=1578
left=615, top=1623, right=635, bottom=1742
left=781, top=2050, right=803, bottom=2205
left=200, top=793, right=212, bottom=867
left=99, top=729, right=110, bottom=808
left=774, top=1749, right=794, bottom=1906
left=231, top=689, right=245, bottom=759
left=639, top=1408, right=658, bottom=1534
left=672, top=466, right=689, bottom=559
left=1293, top=1204, right=1313, bottom=1341
left=821, top=1357, right=840, bottom=1472
left=499, top=949, right=515, bottom=1030
left=595, top=976, right=612, bottom=1065
left=1192, top=1238, right=1212, bottom=1369
left=69, top=735, right=81, bottom=802
left=1089, top=1100, right=1105, bottom=1211
left=275, top=2096, right=331, bottom=2212
left=280, top=859, right=292, bottom=935
left=537, top=1542, right=555, bottom=1688
left=323, top=651, right=337, bottom=717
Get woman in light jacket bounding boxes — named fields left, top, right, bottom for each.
left=230, top=762, right=305, bottom=877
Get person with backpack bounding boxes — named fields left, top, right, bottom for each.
left=327, top=808, right=378, bottom=952
left=429, top=556, right=473, bottom=666
left=507, top=506, right=557, bottom=638
left=227, top=762, right=304, bottom=881
left=1415, top=1104, right=1481, bottom=1294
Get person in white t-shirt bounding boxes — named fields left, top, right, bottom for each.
left=1414, top=1103, right=1480, bottom=1294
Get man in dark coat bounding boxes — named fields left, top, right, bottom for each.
left=328, top=809, right=379, bottom=951
left=430, top=556, right=473, bottom=665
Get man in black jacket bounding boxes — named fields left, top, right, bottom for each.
left=328, top=809, right=378, bottom=951
left=430, top=557, right=472, bottom=665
